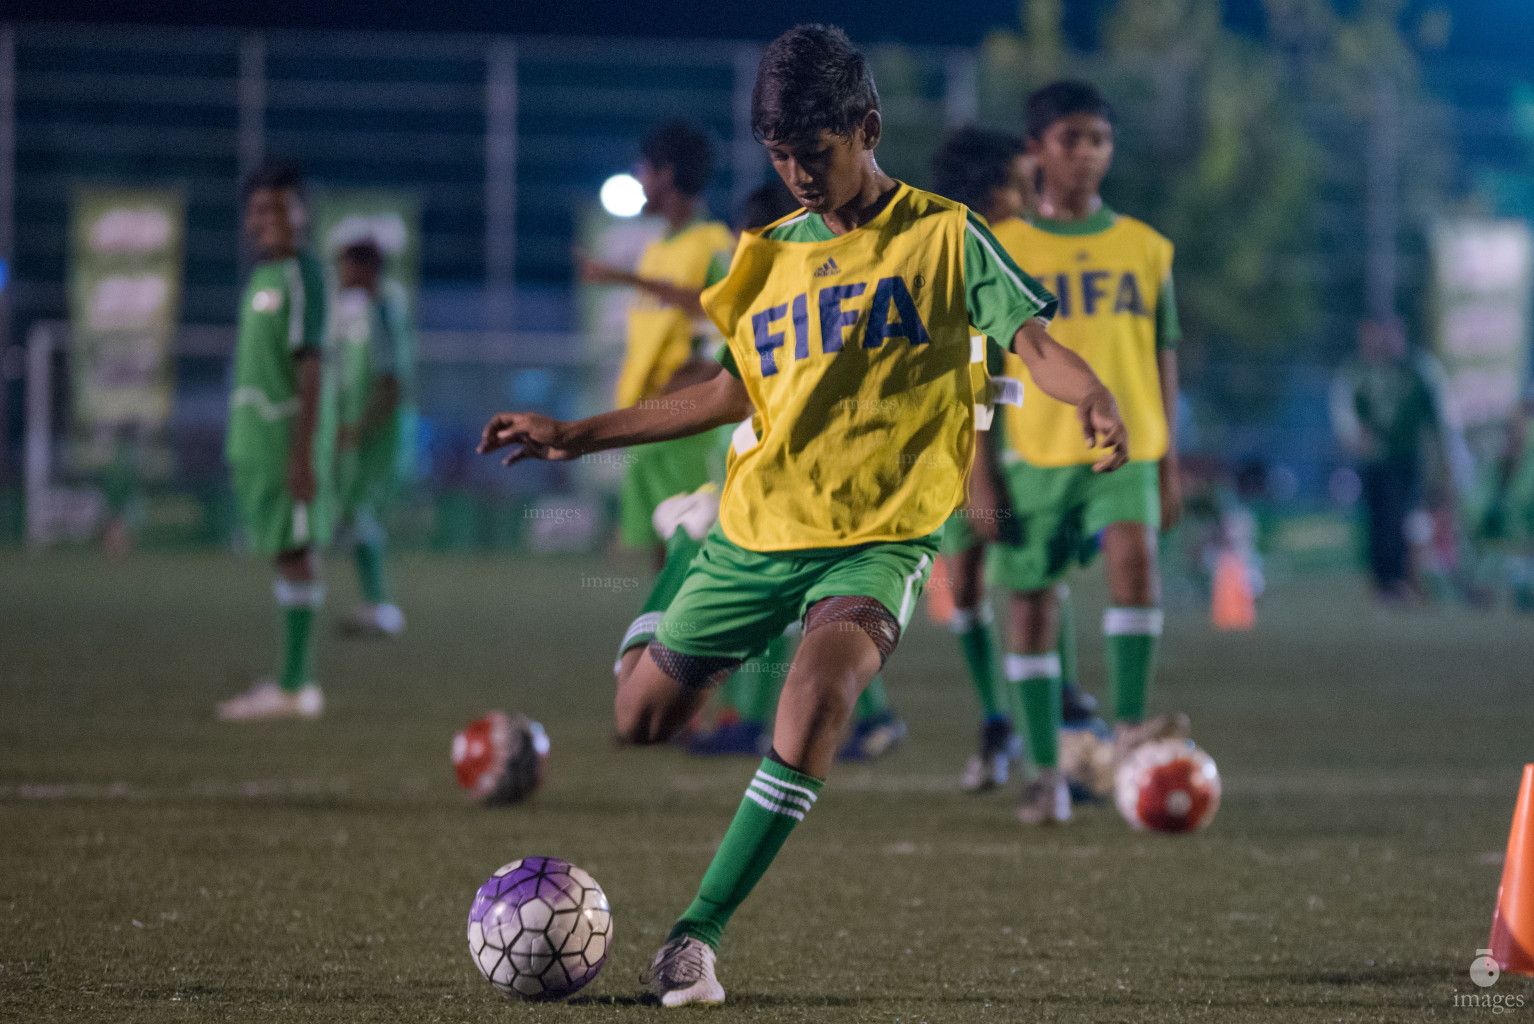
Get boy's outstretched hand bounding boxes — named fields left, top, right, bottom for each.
left=478, top=412, right=579, bottom=466
left=1077, top=386, right=1129, bottom=473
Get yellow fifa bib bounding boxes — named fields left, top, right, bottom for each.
left=703, top=187, right=975, bottom=551
left=992, top=215, right=1172, bottom=466
left=616, top=220, right=735, bottom=408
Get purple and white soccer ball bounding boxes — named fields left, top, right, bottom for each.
left=467, top=857, right=612, bottom=1001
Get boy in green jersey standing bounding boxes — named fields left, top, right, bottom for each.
left=218, top=163, right=337, bottom=721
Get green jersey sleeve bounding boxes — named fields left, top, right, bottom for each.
left=717, top=345, right=741, bottom=379
left=704, top=252, right=730, bottom=289
left=1156, top=274, right=1181, bottom=351
left=961, top=211, right=1057, bottom=350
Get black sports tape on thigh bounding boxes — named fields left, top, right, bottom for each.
left=802, top=595, right=901, bottom=665
left=645, top=640, right=742, bottom=691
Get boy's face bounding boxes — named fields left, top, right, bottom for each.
left=244, top=187, right=303, bottom=260
left=1030, top=113, right=1113, bottom=197
left=989, top=152, right=1037, bottom=223
left=765, top=111, right=880, bottom=216
left=337, top=255, right=380, bottom=292
left=636, top=159, right=674, bottom=215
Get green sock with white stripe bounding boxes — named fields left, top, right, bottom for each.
left=950, top=603, right=1005, bottom=720
left=1104, top=607, right=1162, bottom=724
left=1006, top=652, right=1061, bottom=769
left=274, top=578, right=324, bottom=693
left=668, top=755, right=823, bottom=950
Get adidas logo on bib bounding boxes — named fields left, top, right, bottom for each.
left=812, top=257, right=840, bottom=278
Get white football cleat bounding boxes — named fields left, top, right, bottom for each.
left=644, top=936, right=725, bottom=1008
left=961, top=718, right=1020, bottom=793
left=961, top=752, right=1009, bottom=793
left=1016, top=767, right=1071, bottom=826
left=340, top=602, right=405, bottom=638
left=216, top=680, right=324, bottom=721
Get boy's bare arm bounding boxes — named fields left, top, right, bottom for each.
left=579, top=255, right=706, bottom=319
left=1157, top=349, right=1182, bottom=528
left=287, top=352, right=322, bottom=502
left=1010, top=317, right=1128, bottom=472
left=479, top=368, right=751, bottom=467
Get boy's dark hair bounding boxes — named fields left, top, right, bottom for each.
left=931, top=126, right=1025, bottom=213
left=737, top=179, right=799, bottom=231
left=338, top=238, right=384, bottom=269
left=751, top=24, right=879, bottom=145
left=640, top=120, right=715, bottom=198
left=242, top=160, right=305, bottom=202
left=1025, top=80, right=1114, bottom=141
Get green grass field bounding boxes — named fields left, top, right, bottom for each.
left=2, top=548, right=1531, bottom=1022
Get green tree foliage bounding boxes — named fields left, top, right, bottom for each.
left=966, top=0, right=1448, bottom=356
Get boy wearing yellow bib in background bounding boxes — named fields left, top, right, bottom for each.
left=927, top=125, right=1104, bottom=796
left=982, top=81, right=1190, bottom=825
left=481, top=27, right=1127, bottom=1008
left=581, top=120, right=736, bottom=568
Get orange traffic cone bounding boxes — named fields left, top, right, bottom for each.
left=925, top=555, right=956, bottom=626
left=1210, top=549, right=1255, bottom=631
left=1490, top=764, right=1534, bottom=975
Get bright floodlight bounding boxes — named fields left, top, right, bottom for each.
left=599, top=174, right=645, bottom=218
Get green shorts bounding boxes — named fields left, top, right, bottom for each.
left=654, top=525, right=940, bottom=664
left=619, top=433, right=718, bottom=548
left=231, top=464, right=334, bottom=557
left=616, top=529, right=707, bottom=661
left=990, top=459, right=1159, bottom=592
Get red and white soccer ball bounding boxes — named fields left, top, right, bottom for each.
left=1114, top=738, right=1220, bottom=833
left=452, top=711, right=550, bottom=806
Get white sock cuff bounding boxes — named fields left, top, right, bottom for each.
left=1103, top=607, right=1163, bottom=636
left=746, top=770, right=816, bottom=820
left=1005, top=652, right=1061, bottom=681
left=948, top=603, right=994, bottom=633
left=274, top=579, right=325, bottom=609
left=620, top=611, right=664, bottom=652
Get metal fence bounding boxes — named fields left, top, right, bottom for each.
left=0, top=21, right=1529, bottom=543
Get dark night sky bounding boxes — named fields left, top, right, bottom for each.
left=2, top=0, right=1530, bottom=66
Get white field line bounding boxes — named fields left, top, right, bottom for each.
left=0, top=770, right=1504, bottom=802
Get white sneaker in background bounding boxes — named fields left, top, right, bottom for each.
left=1016, top=766, right=1071, bottom=826
left=341, top=602, right=405, bottom=638
left=217, top=680, right=324, bottom=721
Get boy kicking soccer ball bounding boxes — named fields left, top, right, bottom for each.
left=981, top=81, right=1189, bottom=824
left=480, top=26, right=1126, bottom=1006
left=218, top=163, right=337, bottom=721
